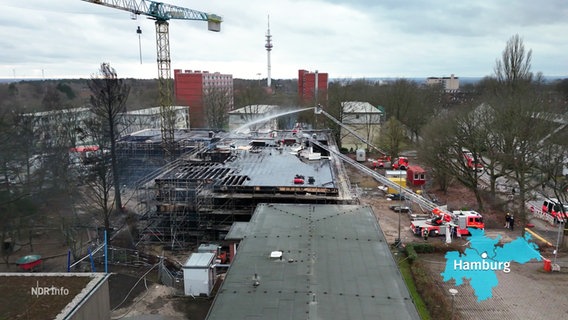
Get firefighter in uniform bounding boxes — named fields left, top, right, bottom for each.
left=422, top=228, right=429, bottom=241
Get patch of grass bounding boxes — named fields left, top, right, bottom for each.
left=397, top=254, right=430, bottom=320
left=411, top=258, right=455, bottom=320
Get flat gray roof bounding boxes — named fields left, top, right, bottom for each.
left=225, top=222, right=250, bottom=240
left=183, top=252, right=215, bottom=268
left=206, top=204, right=420, bottom=320
left=156, top=130, right=354, bottom=201
left=226, top=144, right=334, bottom=188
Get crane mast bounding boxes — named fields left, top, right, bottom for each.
left=81, top=0, right=222, bottom=159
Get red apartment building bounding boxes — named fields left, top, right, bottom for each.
left=298, top=69, right=328, bottom=106
left=174, top=69, right=233, bottom=128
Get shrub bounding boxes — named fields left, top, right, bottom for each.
left=405, top=244, right=418, bottom=262
left=412, top=243, right=435, bottom=253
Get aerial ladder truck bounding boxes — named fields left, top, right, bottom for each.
left=306, top=136, right=484, bottom=237
left=81, top=0, right=222, bottom=159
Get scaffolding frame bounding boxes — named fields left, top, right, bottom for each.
left=125, top=131, right=356, bottom=249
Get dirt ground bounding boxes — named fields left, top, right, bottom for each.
left=348, top=164, right=477, bottom=244
left=349, top=164, right=568, bottom=320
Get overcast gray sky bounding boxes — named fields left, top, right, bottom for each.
left=1, top=0, right=566, bottom=80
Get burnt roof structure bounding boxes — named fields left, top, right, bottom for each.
left=134, top=129, right=356, bottom=248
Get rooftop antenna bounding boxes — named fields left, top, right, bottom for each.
left=137, top=26, right=143, bottom=64
left=265, top=14, right=273, bottom=88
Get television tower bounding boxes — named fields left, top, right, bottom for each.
left=265, top=15, right=273, bottom=88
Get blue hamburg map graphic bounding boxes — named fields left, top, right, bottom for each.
left=441, top=228, right=542, bottom=301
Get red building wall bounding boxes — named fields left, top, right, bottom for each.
left=298, top=69, right=328, bottom=106
left=174, top=69, right=233, bottom=128
left=174, top=69, right=204, bottom=128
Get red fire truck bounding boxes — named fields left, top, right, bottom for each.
left=410, top=208, right=484, bottom=237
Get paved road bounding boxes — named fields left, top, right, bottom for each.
left=478, top=171, right=566, bottom=248
left=425, top=253, right=568, bottom=320
left=527, top=214, right=565, bottom=246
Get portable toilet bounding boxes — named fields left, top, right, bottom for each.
left=183, top=252, right=216, bottom=297
left=356, top=149, right=366, bottom=162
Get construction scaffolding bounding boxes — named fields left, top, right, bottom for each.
left=128, top=130, right=357, bottom=249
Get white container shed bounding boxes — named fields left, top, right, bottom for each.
left=182, top=252, right=216, bottom=297
left=356, top=149, right=366, bottom=162
left=198, top=243, right=220, bottom=254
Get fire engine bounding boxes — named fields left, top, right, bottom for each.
left=373, top=156, right=409, bottom=170
left=311, top=106, right=485, bottom=238
left=541, top=198, right=567, bottom=223
left=462, top=149, right=483, bottom=172
left=410, top=208, right=484, bottom=237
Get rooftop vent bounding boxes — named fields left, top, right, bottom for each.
left=270, top=250, right=283, bottom=260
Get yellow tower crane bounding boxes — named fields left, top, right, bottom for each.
left=81, top=0, right=222, bottom=159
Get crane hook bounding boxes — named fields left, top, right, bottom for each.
left=136, top=26, right=143, bottom=64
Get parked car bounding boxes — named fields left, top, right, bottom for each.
left=389, top=205, right=411, bottom=213
left=386, top=193, right=406, bottom=201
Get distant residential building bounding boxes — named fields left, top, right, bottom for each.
left=174, top=69, right=234, bottom=128
left=120, top=106, right=189, bottom=135
left=298, top=69, right=328, bottom=106
left=228, top=104, right=280, bottom=132
left=426, top=74, right=459, bottom=92
left=22, top=106, right=189, bottom=147
left=340, top=101, right=384, bottom=151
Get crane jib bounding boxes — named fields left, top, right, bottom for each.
left=82, top=0, right=222, bottom=157
left=82, top=0, right=217, bottom=22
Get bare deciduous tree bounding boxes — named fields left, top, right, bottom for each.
left=377, top=117, right=406, bottom=158
left=204, top=86, right=232, bottom=129
left=419, top=109, right=486, bottom=210
left=494, top=34, right=533, bottom=89
left=488, top=35, right=553, bottom=233
left=87, top=63, right=130, bottom=214
left=80, top=119, right=115, bottom=235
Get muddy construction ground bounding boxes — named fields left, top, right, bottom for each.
left=350, top=165, right=568, bottom=320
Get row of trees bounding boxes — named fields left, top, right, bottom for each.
left=320, top=34, right=567, bottom=234
left=1, top=63, right=130, bottom=264
left=237, top=42, right=565, bottom=235
left=418, top=35, right=567, bottom=232
left=310, top=35, right=567, bottom=237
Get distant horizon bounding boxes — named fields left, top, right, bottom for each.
left=0, top=75, right=566, bottom=84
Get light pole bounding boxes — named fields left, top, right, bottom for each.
left=553, top=215, right=564, bottom=266
left=449, top=288, right=458, bottom=319
left=395, top=176, right=402, bottom=246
